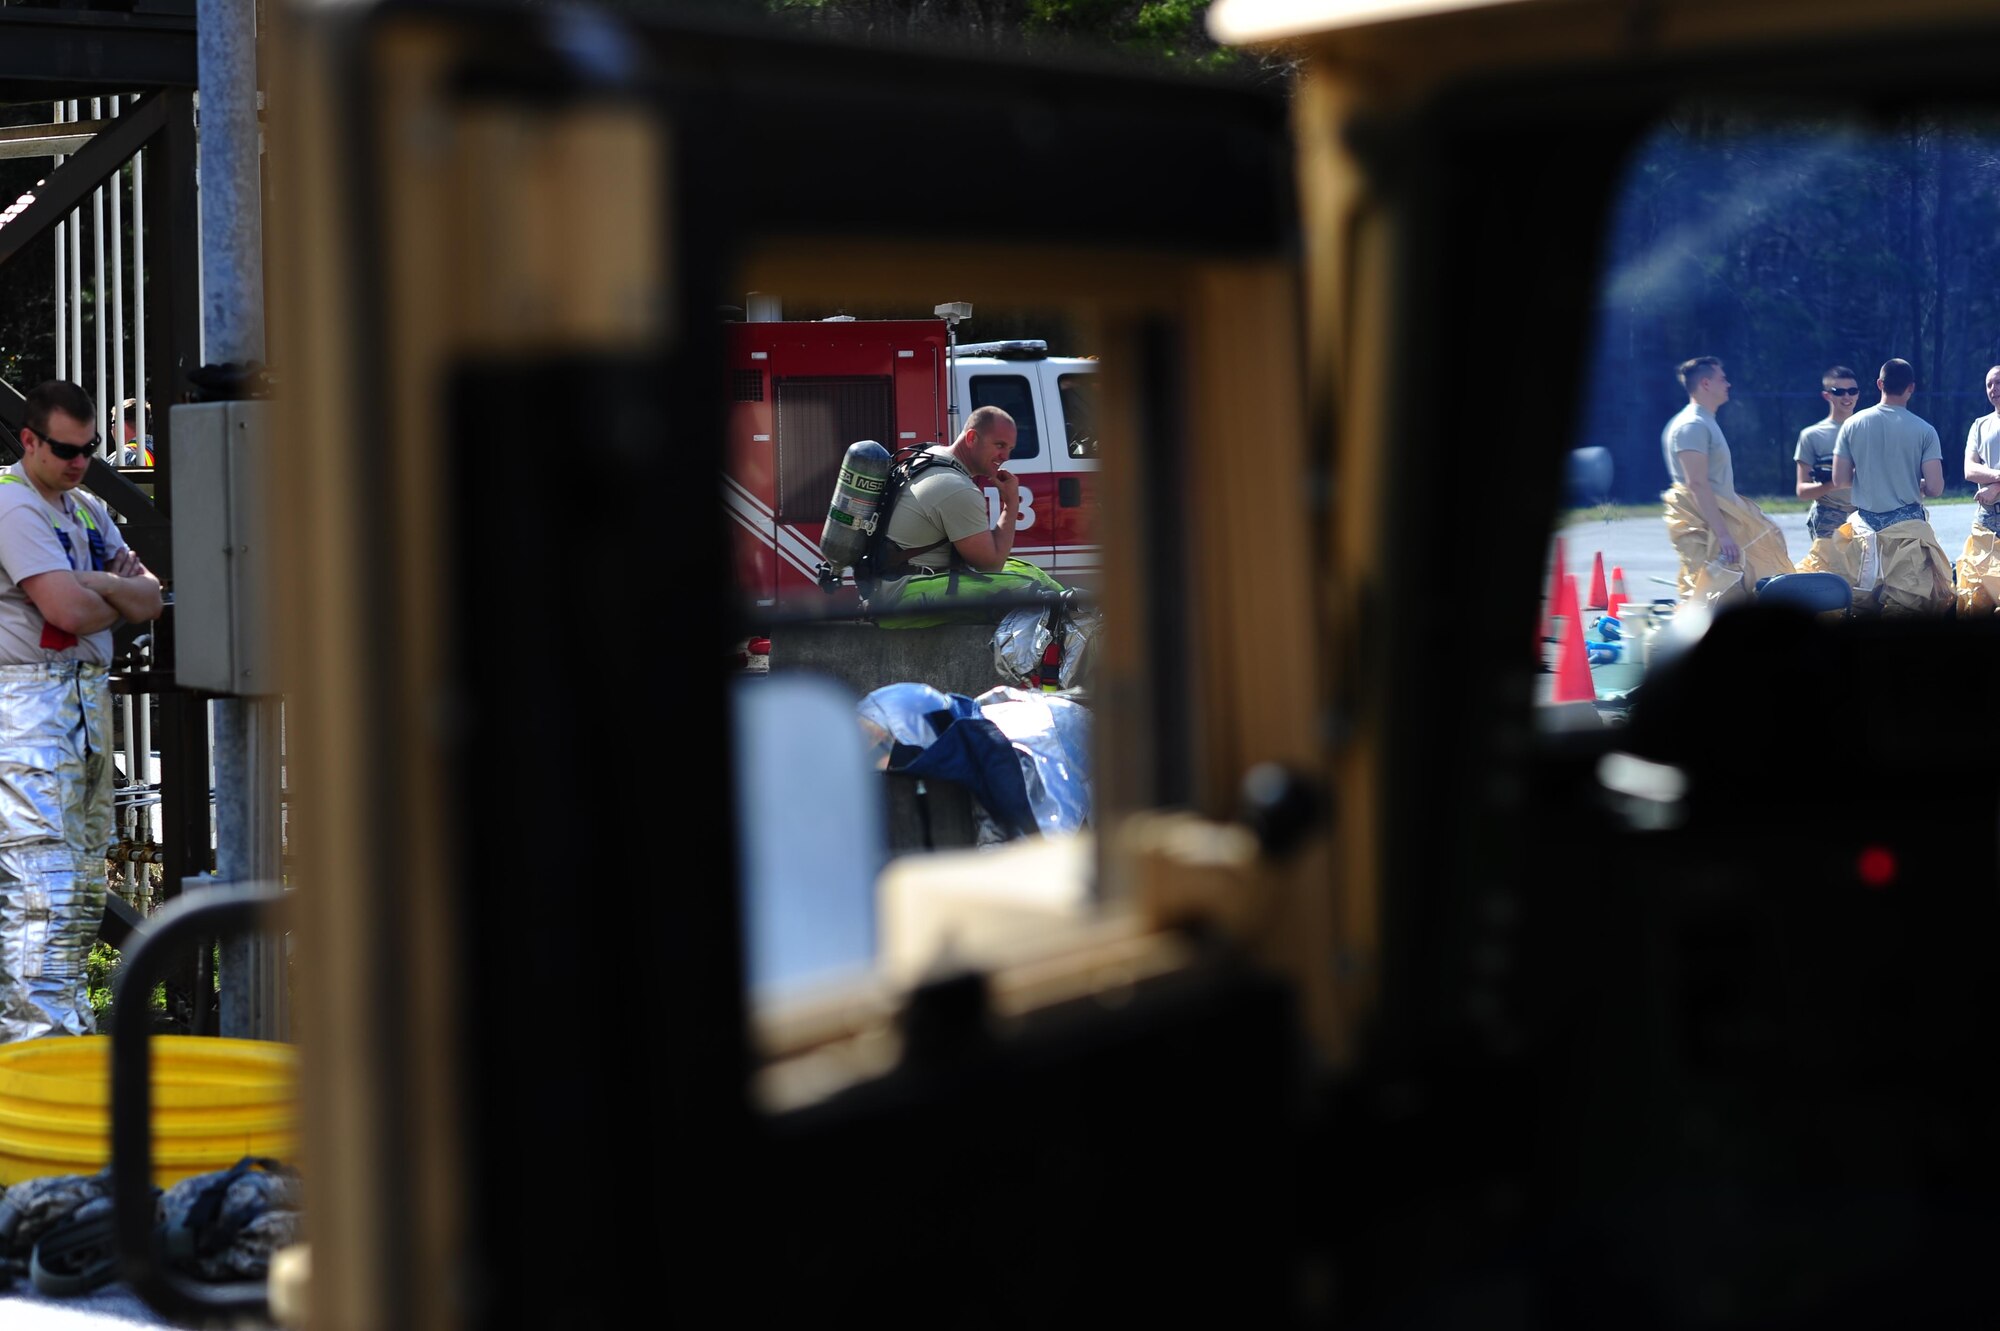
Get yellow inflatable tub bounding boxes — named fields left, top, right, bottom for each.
left=0, top=1035, right=297, bottom=1186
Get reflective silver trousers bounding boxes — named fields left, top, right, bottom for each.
left=0, top=663, right=114, bottom=1042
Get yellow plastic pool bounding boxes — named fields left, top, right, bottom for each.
left=0, top=1035, right=297, bottom=1186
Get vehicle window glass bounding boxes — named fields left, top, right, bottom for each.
left=970, top=373, right=1040, bottom=459
left=1059, top=373, right=1097, bottom=459
left=1555, top=112, right=1996, bottom=726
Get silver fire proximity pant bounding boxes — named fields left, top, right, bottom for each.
left=0, top=663, right=114, bottom=1042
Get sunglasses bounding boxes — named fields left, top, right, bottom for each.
left=33, top=432, right=99, bottom=461
left=1824, top=387, right=1860, bottom=396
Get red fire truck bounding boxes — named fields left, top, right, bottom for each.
left=724, top=310, right=1100, bottom=607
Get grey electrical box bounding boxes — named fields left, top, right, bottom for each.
left=171, top=401, right=276, bottom=695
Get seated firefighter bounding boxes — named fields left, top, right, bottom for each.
left=869, top=405, right=1066, bottom=627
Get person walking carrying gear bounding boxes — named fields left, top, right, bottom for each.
left=0, top=381, right=162, bottom=1042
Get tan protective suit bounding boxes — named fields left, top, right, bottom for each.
left=1800, top=518, right=1952, bottom=615
left=1662, top=484, right=1794, bottom=599
left=1867, top=521, right=1954, bottom=615
left=1957, top=530, right=2000, bottom=616
left=1812, top=518, right=1954, bottom=616
left=1798, top=521, right=1864, bottom=587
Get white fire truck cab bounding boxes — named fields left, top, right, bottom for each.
left=724, top=312, right=1100, bottom=608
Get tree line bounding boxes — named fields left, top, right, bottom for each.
left=1580, top=111, right=2000, bottom=502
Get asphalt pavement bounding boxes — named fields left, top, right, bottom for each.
left=1556, top=499, right=1977, bottom=607
left=1543, top=500, right=1981, bottom=712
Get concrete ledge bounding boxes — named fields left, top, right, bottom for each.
left=769, top=620, right=1009, bottom=702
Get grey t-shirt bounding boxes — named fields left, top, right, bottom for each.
left=1793, top=419, right=1854, bottom=510
left=0, top=464, right=128, bottom=666
left=1833, top=403, right=1941, bottom=515
left=1968, top=412, right=2000, bottom=516
left=1662, top=402, right=1735, bottom=500
left=882, top=449, right=988, bottom=568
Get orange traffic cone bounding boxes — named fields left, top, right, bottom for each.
left=1553, top=574, right=1595, bottom=703
left=1545, top=566, right=1579, bottom=671
left=1545, top=536, right=1568, bottom=640
left=1606, top=565, right=1628, bottom=620
left=1585, top=550, right=1609, bottom=610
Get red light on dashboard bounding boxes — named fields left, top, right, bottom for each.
left=1856, top=845, right=1897, bottom=889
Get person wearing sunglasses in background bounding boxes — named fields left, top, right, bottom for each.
left=1953, top=366, right=2000, bottom=615
left=0, top=380, right=162, bottom=1042
left=1793, top=364, right=1871, bottom=590
left=1795, top=365, right=1862, bottom=541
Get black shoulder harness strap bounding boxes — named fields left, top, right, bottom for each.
left=862, top=449, right=972, bottom=583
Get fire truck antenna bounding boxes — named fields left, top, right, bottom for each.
left=935, top=301, right=973, bottom=438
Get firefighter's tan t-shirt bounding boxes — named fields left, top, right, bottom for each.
left=883, top=449, right=988, bottom=569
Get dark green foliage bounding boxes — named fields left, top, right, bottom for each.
left=754, top=0, right=1285, bottom=78
left=85, top=940, right=169, bottom=1026
left=0, top=104, right=57, bottom=392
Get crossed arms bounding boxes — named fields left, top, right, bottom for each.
left=21, top=546, right=163, bottom=635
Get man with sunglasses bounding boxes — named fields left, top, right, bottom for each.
left=1794, top=366, right=1861, bottom=541
left=0, top=381, right=161, bottom=1042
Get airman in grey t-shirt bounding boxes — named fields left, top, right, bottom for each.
left=1794, top=365, right=1860, bottom=540
left=1957, top=367, right=2000, bottom=614
left=1833, top=402, right=1942, bottom=520
left=1962, top=367, right=2000, bottom=536
left=1662, top=402, right=1735, bottom=501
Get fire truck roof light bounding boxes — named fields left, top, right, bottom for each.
left=955, top=340, right=1049, bottom=360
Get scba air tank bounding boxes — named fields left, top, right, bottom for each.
left=815, top=439, right=892, bottom=588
